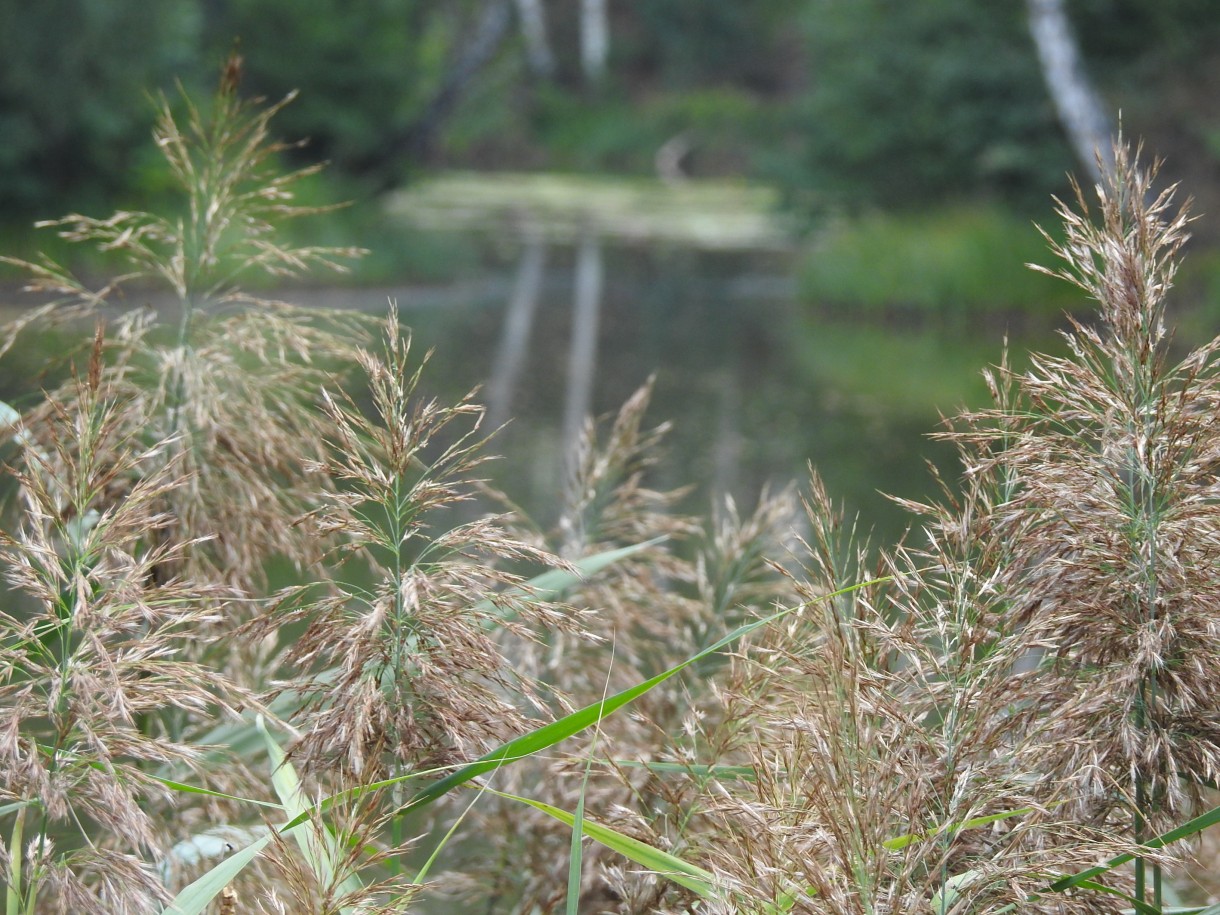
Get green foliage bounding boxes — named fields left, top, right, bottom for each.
left=793, top=0, right=1075, bottom=210
left=618, top=0, right=799, bottom=92
left=0, top=0, right=201, bottom=217
left=1072, top=0, right=1220, bottom=80
left=203, top=0, right=483, bottom=183
left=798, top=204, right=1079, bottom=318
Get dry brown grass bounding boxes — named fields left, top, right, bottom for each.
left=4, top=69, right=1220, bottom=914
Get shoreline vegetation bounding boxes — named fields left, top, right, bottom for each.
left=4, top=79, right=1220, bottom=914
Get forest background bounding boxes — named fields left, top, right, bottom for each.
left=4, top=0, right=1220, bottom=533
left=5, top=1, right=1220, bottom=251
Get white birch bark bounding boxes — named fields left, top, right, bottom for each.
left=513, top=0, right=554, bottom=78
left=1026, top=0, right=1115, bottom=183
left=581, top=0, right=609, bottom=83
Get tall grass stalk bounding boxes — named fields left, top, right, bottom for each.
left=7, top=69, right=1220, bottom=913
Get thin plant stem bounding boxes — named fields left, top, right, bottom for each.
left=6, top=804, right=24, bottom=915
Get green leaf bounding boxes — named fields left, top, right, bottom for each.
left=258, top=717, right=363, bottom=907
left=489, top=789, right=719, bottom=899
left=281, top=763, right=460, bottom=833
left=1050, top=800, right=1220, bottom=893
left=566, top=786, right=587, bottom=915
left=568, top=683, right=612, bottom=915
left=472, top=538, right=668, bottom=618
left=1069, top=879, right=1162, bottom=915
left=146, top=774, right=283, bottom=811
left=0, top=801, right=36, bottom=818
left=521, top=539, right=668, bottom=597
left=931, top=868, right=983, bottom=912
left=883, top=806, right=1035, bottom=851
left=397, top=578, right=888, bottom=817
left=159, top=833, right=273, bottom=915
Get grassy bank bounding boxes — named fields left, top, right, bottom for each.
left=797, top=204, right=1084, bottom=321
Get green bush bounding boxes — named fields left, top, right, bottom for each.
left=798, top=204, right=1081, bottom=319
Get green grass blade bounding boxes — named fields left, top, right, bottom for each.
left=473, top=538, right=668, bottom=617
left=413, top=782, right=489, bottom=885
left=566, top=784, right=587, bottom=915
left=7, top=804, right=24, bottom=915
left=931, top=869, right=983, bottom=912
left=1050, top=800, right=1220, bottom=893
left=258, top=717, right=363, bottom=907
left=489, top=789, right=719, bottom=899
left=281, top=763, right=465, bottom=833
left=1070, top=879, right=1162, bottom=915
left=146, top=774, right=284, bottom=811
left=259, top=716, right=319, bottom=872
left=398, top=578, right=888, bottom=817
left=883, top=806, right=1035, bottom=851
left=568, top=666, right=614, bottom=915
left=159, top=833, right=273, bottom=915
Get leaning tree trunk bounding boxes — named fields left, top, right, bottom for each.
left=1026, top=0, right=1115, bottom=184
left=364, top=0, right=512, bottom=182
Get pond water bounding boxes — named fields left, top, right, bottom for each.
left=0, top=234, right=1068, bottom=549
left=318, top=238, right=1065, bottom=547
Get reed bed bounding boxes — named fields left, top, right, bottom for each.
left=3, top=67, right=1220, bottom=914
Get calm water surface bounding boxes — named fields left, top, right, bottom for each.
left=326, top=240, right=1062, bottom=546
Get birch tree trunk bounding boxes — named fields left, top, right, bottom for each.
left=513, top=0, right=554, bottom=78
left=1026, top=0, right=1115, bottom=183
left=581, top=0, right=609, bottom=84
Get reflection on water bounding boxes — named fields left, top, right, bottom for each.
left=0, top=241, right=1064, bottom=547
left=378, top=241, right=1061, bottom=546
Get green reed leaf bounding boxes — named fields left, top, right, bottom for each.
left=489, top=789, right=719, bottom=899
left=159, top=833, right=273, bottom=915
left=883, top=806, right=1035, bottom=851
left=1050, top=800, right=1220, bottom=893
left=396, top=578, right=889, bottom=818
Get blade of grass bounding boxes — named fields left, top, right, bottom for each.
left=281, top=762, right=464, bottom=833
left=472, top=538, right=668, bottom=617
left=883, top=806, right=1037, bottom=851
left=567, top=642, right=616, bottom=915
left=158, top=833, right=273, bottom=915
left=413, top=779, right=491, bottom=885
left=1050, top=800, right=1220, bottom=892
left=1070, top=879, right=1162, bottom=915
left=488, top=788, right=719, bottom=899
left=6, top=804, right=24, bottom=915
left=258, top=716, right=364, bottom=908
left=146, top=774, right=284, bottom=812
left=397, top=577, right=889, bottom=818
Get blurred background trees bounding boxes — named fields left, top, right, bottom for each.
left=5, top=0, right=1218, bottom=225
left=5, top=0, right=1220, bottom=544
